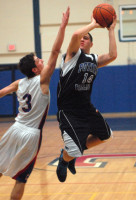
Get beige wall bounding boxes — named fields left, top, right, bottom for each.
left=0, top=0, right=136, bottom=66
left=0, top=0, right=34, bottom=64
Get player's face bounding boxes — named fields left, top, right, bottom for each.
left=33, top=56, right=44, bottom=74
left=80, top=34, right=93, bottom=54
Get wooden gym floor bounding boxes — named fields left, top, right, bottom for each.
left=0, top=118, right=136, bottom=200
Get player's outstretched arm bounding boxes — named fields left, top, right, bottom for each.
left=97, top=15, right=117, bottom=68
left=40, top=7, right=70, bottom=84
left=0, top=80, right=20, bottom=98
left=65, top=15, right=102, bottom=62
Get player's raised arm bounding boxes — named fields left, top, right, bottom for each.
left=0, top=80, right=20, bottom=98
left=65, top=15, right=101, bottom=62
left=92, top=4, right=117, bottom=68
left=40, top=7, right=70, bottom=84
left=97, top=15, right=117, bottom=68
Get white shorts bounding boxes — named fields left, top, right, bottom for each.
left=0, top=121, right=41, bottom=181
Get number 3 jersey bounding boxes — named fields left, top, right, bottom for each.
left=57, top=48, right=98, bottom=117
left=15, top=75, right=49, bottom=129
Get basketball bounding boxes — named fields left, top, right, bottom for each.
left=93, top=3, right=116, bottom=28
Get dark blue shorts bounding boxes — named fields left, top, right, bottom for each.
left=12, top=157, right=36, bottom=183
left=58, top=109, right=112, bottom=154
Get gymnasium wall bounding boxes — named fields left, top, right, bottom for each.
left=0, top=0, right=136, bottom=117
left=0, top=0, right=136, bottom=65
left=0, top=64, right=136, bottom=116
left=0, top=0, right=35, bottom=63
left=40, top=0, right=136, bottom=67
left=49, top=65, right=136, bottom=115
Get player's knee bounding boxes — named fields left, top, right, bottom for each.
left=102, top=128, right=113, bottom=140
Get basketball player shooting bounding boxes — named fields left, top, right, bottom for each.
left=56, top=7, right=117, bottom=182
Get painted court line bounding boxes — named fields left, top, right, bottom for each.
left=89, top=193, right=97, bottom=200
left=1, top=191, right=136, bottom=197
left=1, top=180, right=136, bottom=187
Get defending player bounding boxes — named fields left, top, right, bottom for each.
left=0, top=7, right=70, bottom=200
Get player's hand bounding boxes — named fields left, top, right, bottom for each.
left=91, top=15, right=104, bottom=28
left=107, top=14, right=117, bottom=30
left=61, top=7, right=70, bottom=28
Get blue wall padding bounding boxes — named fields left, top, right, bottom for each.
left=0, top=71, right=12, bottom=87
left=49, top=69, right=60, bottom=115
left=0, top=96, right=13, bottom=115
left=91, top=65, right=136, bottom=113
left=0, top=65, right=136, bottom=116
left=0, top=71, right=13, bottom=115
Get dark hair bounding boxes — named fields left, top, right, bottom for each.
left=88, top=33, right=93, bottom=42
left=18, top=53, right=36, bottom=78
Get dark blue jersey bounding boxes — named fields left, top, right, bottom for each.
left=57, top=49, right=98, bottom=116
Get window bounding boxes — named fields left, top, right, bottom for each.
left=119, top=5, right=136, bottom=42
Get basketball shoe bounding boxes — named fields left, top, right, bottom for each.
left=56, top=149, right=68, bottom=182
left=68, top=158, right=76, bottom=174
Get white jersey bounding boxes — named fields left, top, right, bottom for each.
left=15, top=75, right=49, bottom=129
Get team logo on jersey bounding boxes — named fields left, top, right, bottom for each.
left=78, top=62, right=97, bottom=75
left=48, top=153, right=136, bottom=168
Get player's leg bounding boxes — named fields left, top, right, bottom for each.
left=0, top=173, right=2, bottom=178
left=60, top=149, right=76, bottom=171
left=10, top=156, right=36, bottom=199
left=10, top=180, right=25, bottom=200
left=86, top=110, right=112, bottom=149
left=57, top=149, right=71, bottom=182
left=86, top=134, right=105, bottom=149
left=57, top=130, right=82, bottom=182
left=57, top=111, right=85, bottom=182
left=63, top=148, right=74, bottom=162
left=62, top=149, right=76, bottom=174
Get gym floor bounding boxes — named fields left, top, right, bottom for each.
left=0, top=117, right=136, bottom=200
